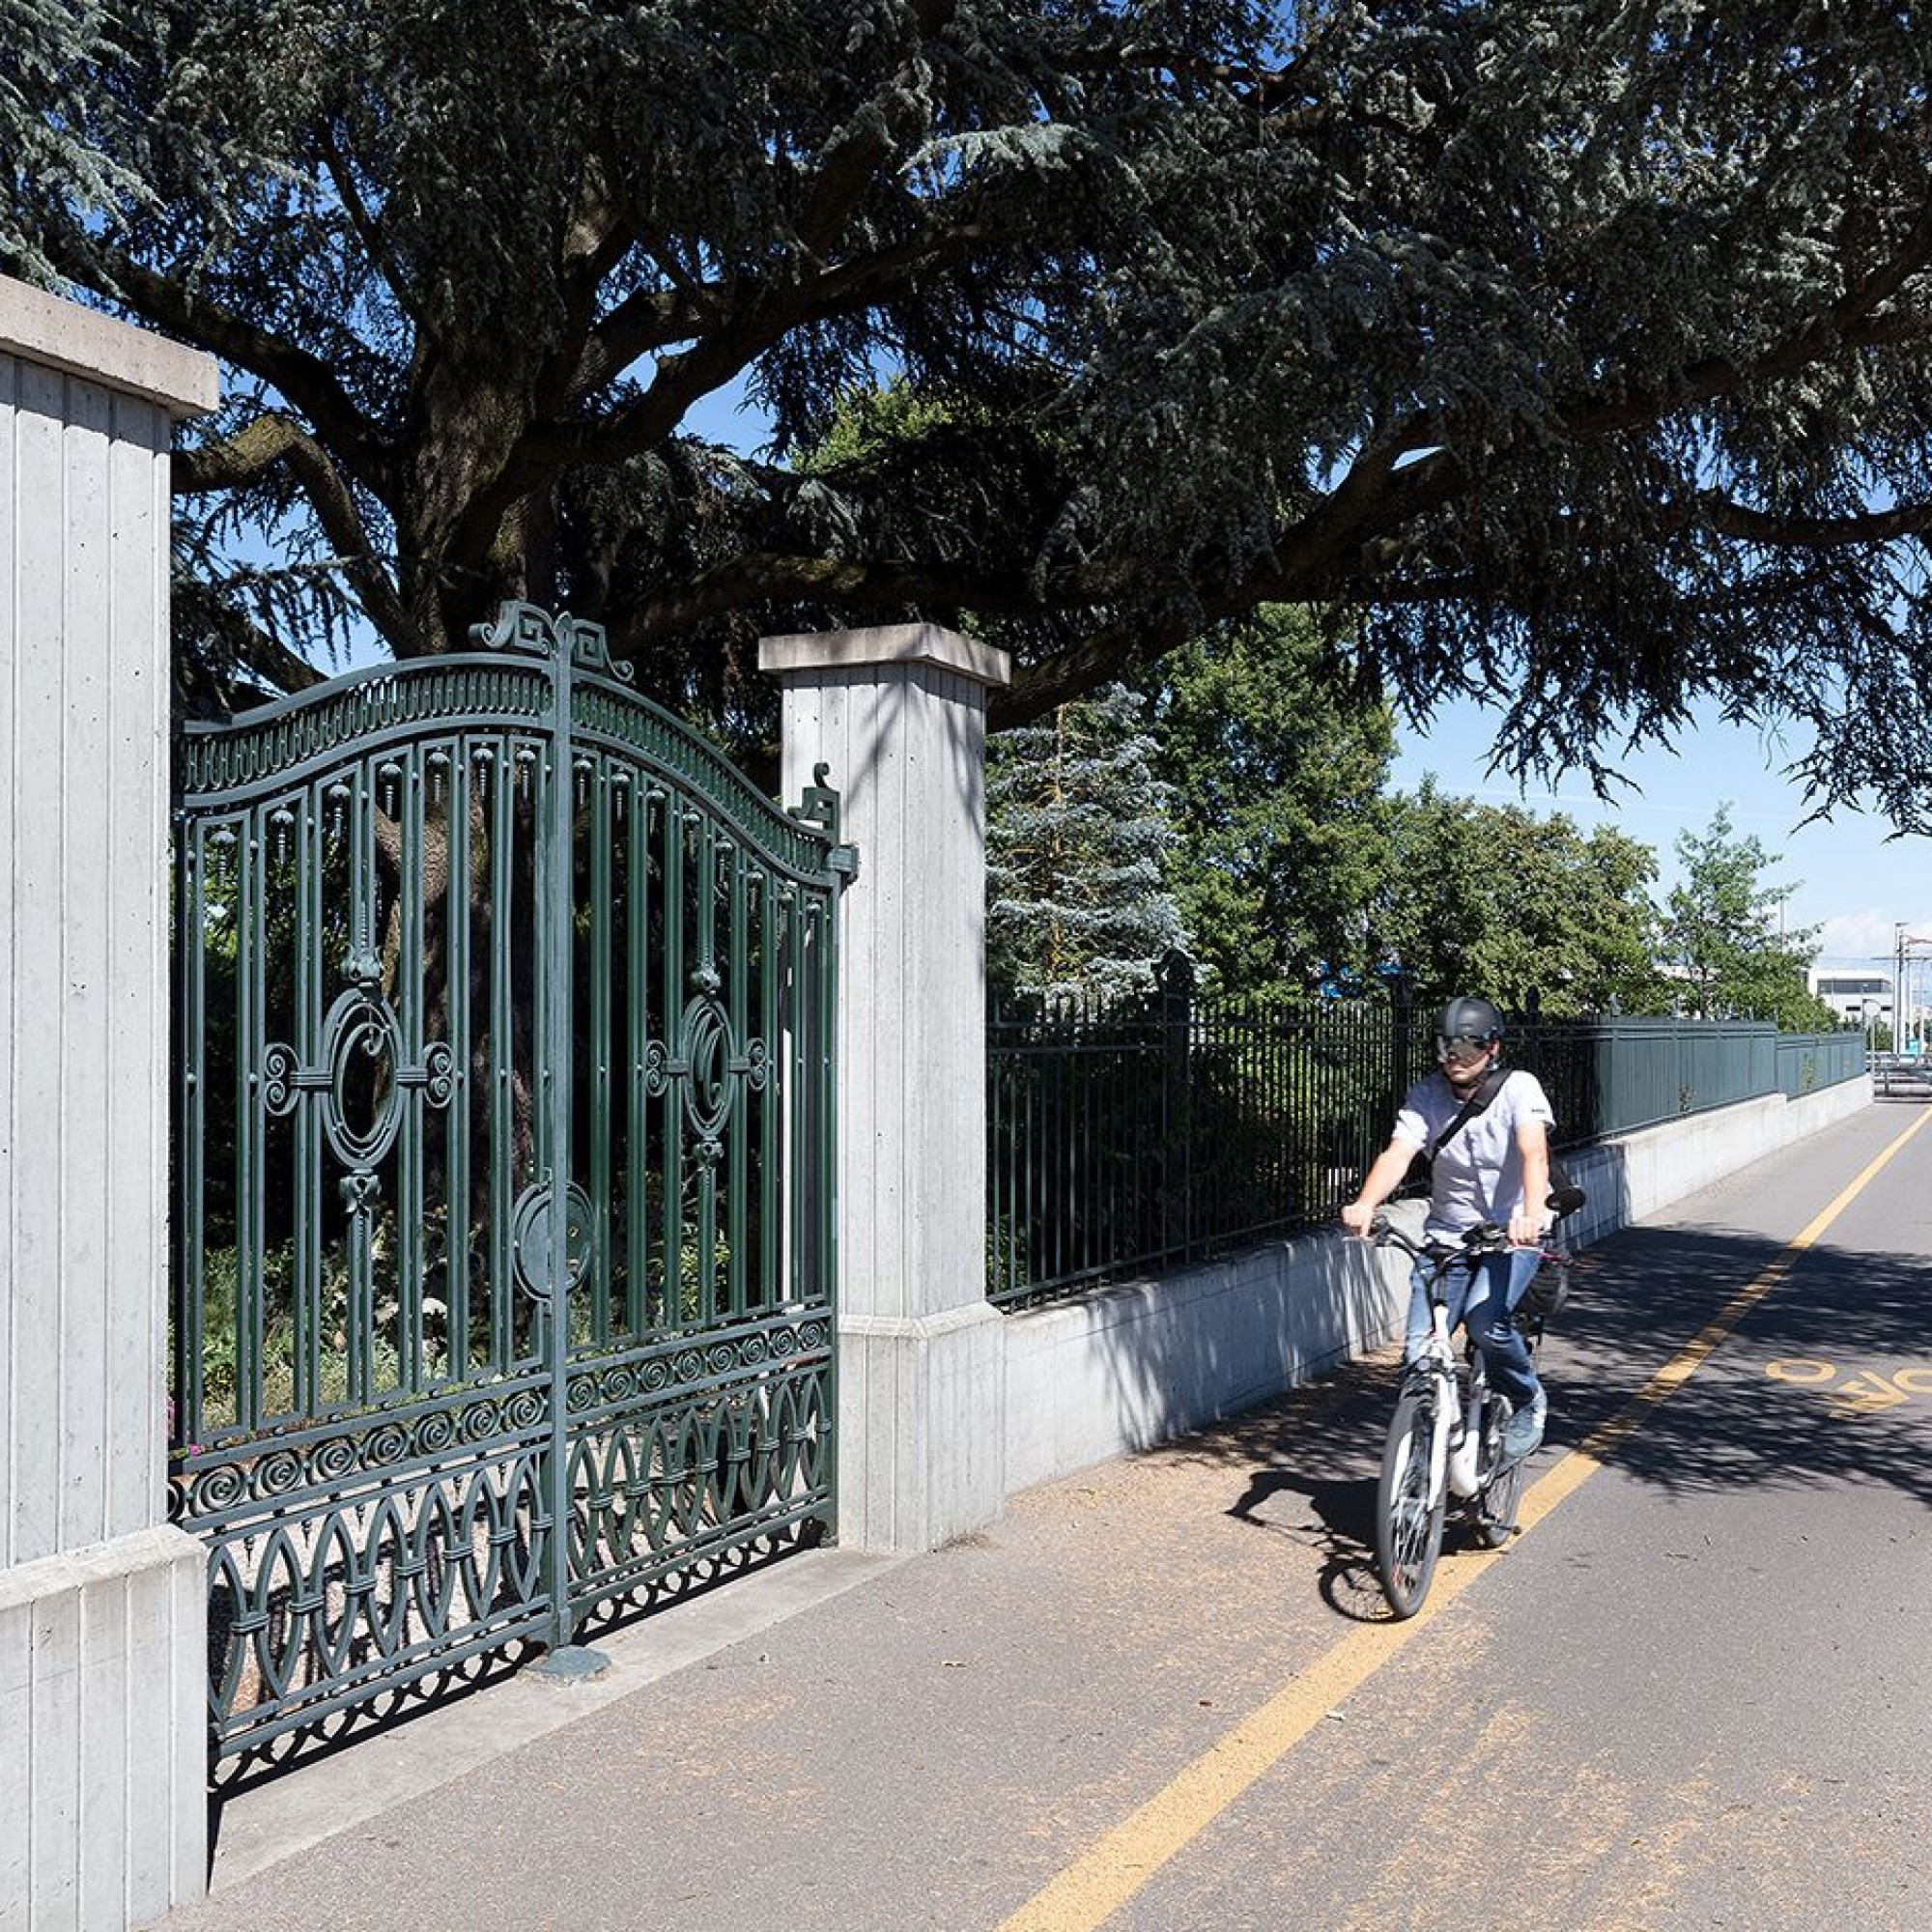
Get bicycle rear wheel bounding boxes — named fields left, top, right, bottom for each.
left=1472, top=1393, right=1526, bottom=1548
left=1375, top=1382, right=1446, bottom=1617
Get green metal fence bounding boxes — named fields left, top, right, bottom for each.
left=987, top=971, right=1865, bottom=1308
left=1776, top=1029, right=1868, bottom=1099
left=987, top=959, right=1406, bottom=1309
left=171, top=602, right=848, bottom=1759
left=1510, top=1018, right=1866, bottom=1144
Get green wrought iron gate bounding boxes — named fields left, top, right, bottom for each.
left=169, top=602, right=847, bottom=1758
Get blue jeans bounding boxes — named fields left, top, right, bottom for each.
left=1404, top=1249, right=1544, bottom=1409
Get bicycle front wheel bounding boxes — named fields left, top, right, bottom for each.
left=1473, top=1393, right=1527, bottom=1549
left=1376, top=1382, right=1446, bottom=1617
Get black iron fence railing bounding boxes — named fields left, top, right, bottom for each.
left=986, top=965, right=1866, bottom=1310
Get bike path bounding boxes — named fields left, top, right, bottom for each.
left=156, top=1097, right=1932, bottom=1932
left=1097, top=1095, right=1932, bottom=1932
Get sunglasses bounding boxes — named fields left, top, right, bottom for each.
left=1436, top=1034, right=1492, bottom=1056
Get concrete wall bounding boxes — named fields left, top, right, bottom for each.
left=0, top=277, right=216, bottom=1930
left=1002, top=1225, right=1398, bottom=1495
left=1001, top=1072, right=1875, bottom=1493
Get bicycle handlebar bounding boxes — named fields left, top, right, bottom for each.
left=1369, top=1212, right=1560, bottom=1265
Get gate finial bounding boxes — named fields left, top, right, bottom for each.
left=470, top=600, right=635, bottom=681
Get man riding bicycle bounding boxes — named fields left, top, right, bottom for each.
left=1340, top=995, right=1553, bottom=1463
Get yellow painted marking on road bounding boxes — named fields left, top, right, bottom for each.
left=999, top=1102, right=1932, bottom=1932
left=1828, top=1369, right=1909, bottom=1416
left=996, top=1534, right=1515, bottom=1932
left=1764, top=1358, right=1932, bottom=1410
left=1520, top=1103, right=1932, bottom=1501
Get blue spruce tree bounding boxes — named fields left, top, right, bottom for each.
left=987, top=686, right=1186, bottom=1006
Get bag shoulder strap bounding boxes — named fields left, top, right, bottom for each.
left=1427, top=1065, right=1511, bottom=1162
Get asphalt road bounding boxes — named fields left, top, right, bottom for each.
left=158, top=1097, right=1932, bottom=1932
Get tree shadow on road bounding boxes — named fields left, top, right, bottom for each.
left=1167, top=1216, right=1932, bottom=1620
left=1549, top=1223, right=1932, bottom=1513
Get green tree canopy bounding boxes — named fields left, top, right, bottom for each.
left=1656, top=805, right=1836, bottom=1028
left=1140, top=608, right=1395, bottom=994
left=1370, top=781, right=1669, bottom=1018
left=14, top=3, right=1932, bottom=817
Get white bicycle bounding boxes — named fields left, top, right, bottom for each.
left=1370, top=1214, right=1571, bottom=1618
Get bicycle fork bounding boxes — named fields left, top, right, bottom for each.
left=1423, top=1306, right=1461, bottom=1506
left=1446, top=1375, right=1484, bottom=1498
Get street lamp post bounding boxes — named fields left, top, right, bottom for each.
left=1892, top=924, right=1932, bottom=1055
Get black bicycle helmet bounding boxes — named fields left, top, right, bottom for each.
left=1435, top=994, right=1503, bottom=1058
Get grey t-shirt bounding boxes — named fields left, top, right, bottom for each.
left=1393, top=1067, right=1555, bottom=1242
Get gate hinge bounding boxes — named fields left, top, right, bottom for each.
left=791, top=762, right=859, bottom=883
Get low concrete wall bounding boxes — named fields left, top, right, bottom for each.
left=1003, top=1231, right=1399, bottom=1495
left=1001, top=1074, right=1875, bottom=1494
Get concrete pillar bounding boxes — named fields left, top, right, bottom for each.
left=759, top=623, right=1011, bottom=1551
left=0, top=277, right=217, bottom=1928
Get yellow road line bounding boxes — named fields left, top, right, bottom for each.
left=998, top=1104, right=1932, bottom=1932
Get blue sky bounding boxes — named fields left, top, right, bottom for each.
left=1389, top=698, right=1932, bottom=973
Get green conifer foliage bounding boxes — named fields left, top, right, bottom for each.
left=14, top=3, right=1932, bottom=817
left=1658, top=805, right=1838, bottom=1027
left=987, top=686, right=1185, bottom=1004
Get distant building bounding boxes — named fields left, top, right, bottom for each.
left=1808, top=970, right=1892, bottom=1029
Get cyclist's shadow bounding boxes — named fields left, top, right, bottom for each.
left=1227, top=1467, right=1391, bottom=1621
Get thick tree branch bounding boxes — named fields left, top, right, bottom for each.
left=549, top=147, right=641, bottom=406
left=1285, top=302, right=1932, bottom=585
left=793, top=56, right=931, bottom=264
left=235, top=622, right=328, bottom=696
left=993, top=604, right=1202, bottom=728
left=58, top=236, right=396, bottom=492
left=175, top=412, right=411, bottom=650
left=532, top=225, right=996, bottom=469
left=619, top=549, right=1140, bottom=645
left=321, top=131, right=436, bottom=355
left=1696, top=493, right=1932, bottom=548
left=175, top=605, right=327, bottom=714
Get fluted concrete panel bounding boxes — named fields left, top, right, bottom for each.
left=0, top=1529, right=207, bottom=1930
left=763, top=626, right=1011, bottom=1551
left=0, top=347, right=173, bottom=1567
left=0, top=276, right=215, bottom=1929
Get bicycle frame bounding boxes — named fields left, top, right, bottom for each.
left=1414, top=1299, right=1461, bottom=1512
left=1371, top=1213, right=1562, bottom=1615
left=1410, top=1266, right=1495, bottom=1510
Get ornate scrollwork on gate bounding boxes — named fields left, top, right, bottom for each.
left=175, top=601, right=842, bottom=1761
left=260, top=948, right=456, bottom=1203
left=643, top=967, right=770, bottom=1165
left=470, top=598, right=636, bottom=682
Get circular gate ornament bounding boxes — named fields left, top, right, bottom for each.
left=643, top=990, right=770, bottom=1161
left=323, top=988, right=408, bottom=1168
left=511, top=1180, right=597, bottom=1301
